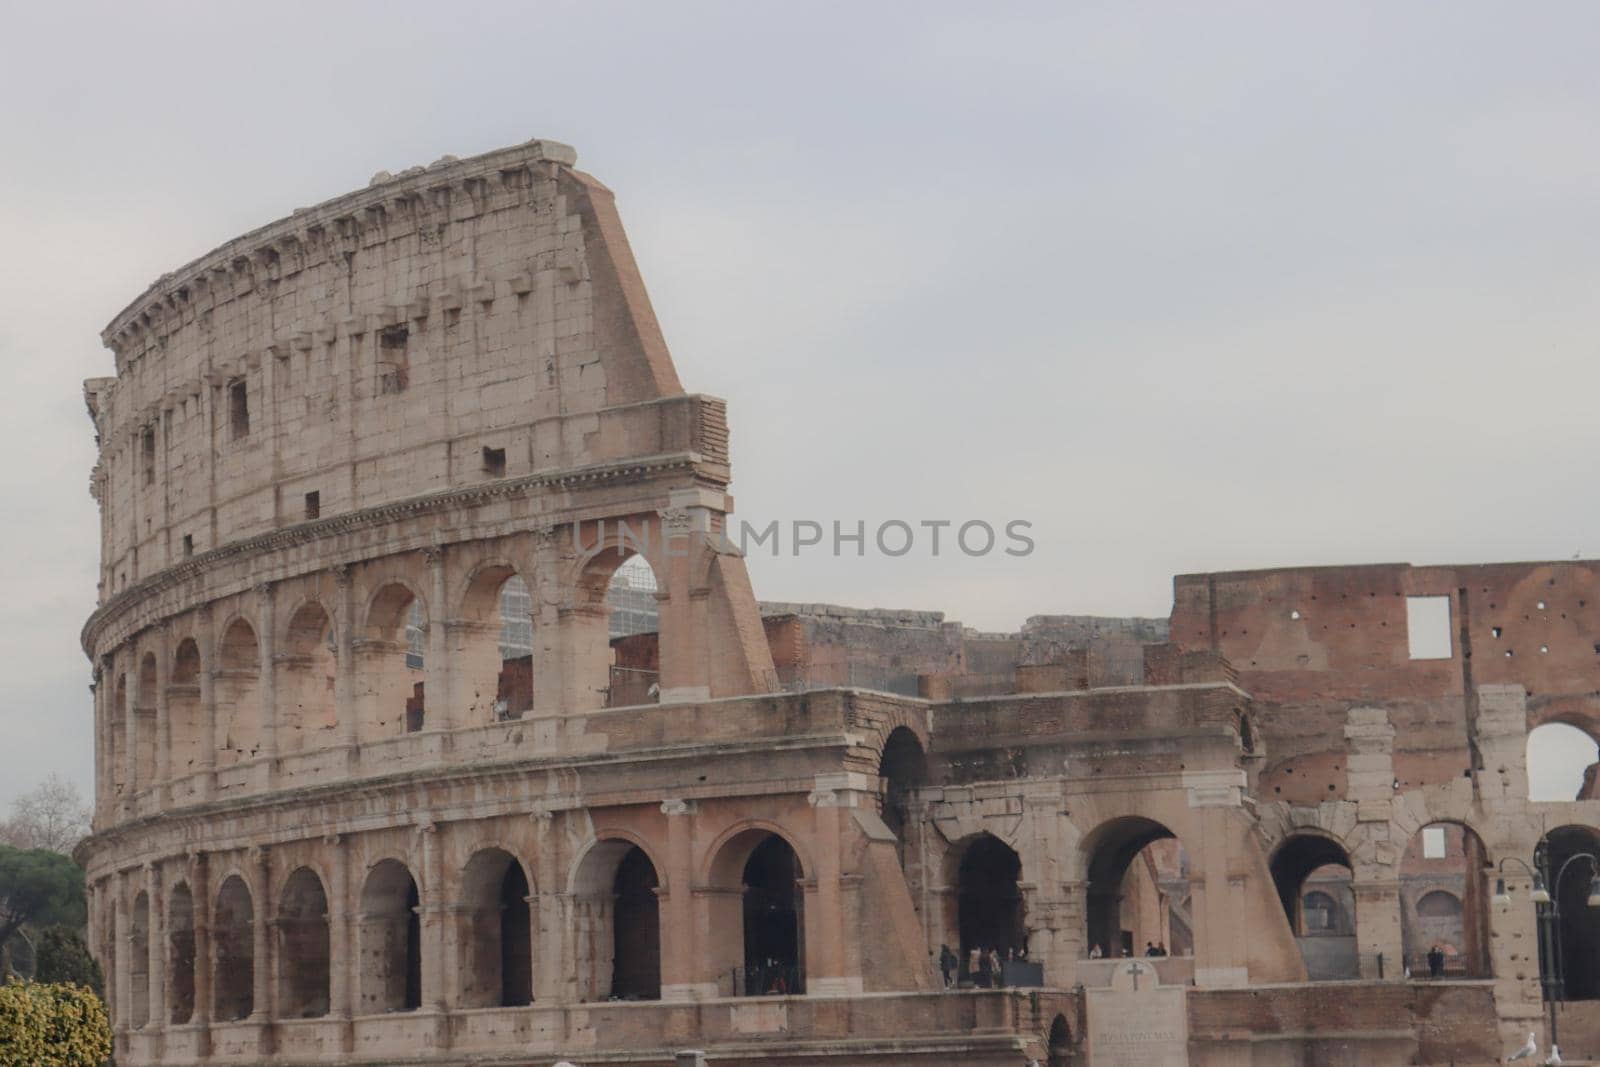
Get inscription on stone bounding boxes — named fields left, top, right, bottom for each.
left=1086, top=960, right=1189, bottom=1067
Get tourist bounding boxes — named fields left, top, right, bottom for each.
left=988, top=947, right=1004, bottom=988
left=939, top=944, right=957, bottom=988
left=1428, top=944, right=1444, bottom=979
left=1144, top=941, right=1158, bottom=957
left=1089, top=943, right=1104, bottom=959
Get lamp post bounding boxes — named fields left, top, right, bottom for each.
left=1496, top=848, right=1600, bottom=1049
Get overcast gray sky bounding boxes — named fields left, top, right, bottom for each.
left=3, top=1, right=1597, bottom=809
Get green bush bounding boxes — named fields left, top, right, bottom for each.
left=33, top=928, right=103, bottom=997
left=0, top=980, right=112, bottom=1067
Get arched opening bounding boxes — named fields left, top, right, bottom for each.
left=359, top=584, right=427, bottom=739
left=455, top=568, right=534, bottom=725
left=1047, top=1013, right=1073, bottom=1067
left=741, top=835, right=805, bottom=995
left=878, top=727, right=927, bottom=866
left=280, top=603, right=337, bottom=754
left=1527, top=722, right=1600, bottom=801
left=458, top=849, right=533, bottom=1008
left=110, top=673, right=127, bottom=797
left=574, top=545, right=662, bottom=711
left=168, top=882, right=195, bottom=1024
left=1271, top=833, right=1356, bottom=980
left=359, top=859, right=421, bottom=1014
left=1084, top=817, right=1188, bottom=960
left=215, top=618, right=262, bottom=767
left=570, top=840, right=661, bottom=1002
left=612, top=846, right=661, bottom=1000
left=135, top=654, right=157, bottom=787
left=213, top=875, right=254, bottom=1021
left=168, top=639, right=203, bottom=777
left=953, top=833, right=1025, bottom=984
left=278, top=868, right=330, bottom=1018
left=1400, top=822, right=1489, bottom=978
left=1540, top=824, right=1600, bottom=1000
left=129, top=891, right=150, bottom=1028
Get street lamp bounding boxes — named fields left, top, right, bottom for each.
left=1496, top=847, right=1600, bottom=1051
left=1493, top=858, right=1550, bottom=906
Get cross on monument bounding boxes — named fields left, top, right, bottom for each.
left=1126, top=961, right=1150, bottom=991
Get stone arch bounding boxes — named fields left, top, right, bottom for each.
left=569, top=534, right=665, bottom=711
left=1270, top=831, right=1357, bottom=980
left=134, top=652, right=157, bottom=787
left=279, top=600, right=337, bottom=753
left=568, top=836, right=662, bottom=1002
left=278, top=867, right=330, bottom=1018
left=1400, top=821, right=1489, bottom=977
left=110, top=671, right=128, bottom=797
left=167, top=881, right=195, bottom=1024
left=878, top=726, right=927, bottom=861
left=358, top=582, right=427, bottom=738
left=168, top=638, right=204, bottom=777
left=215, top=616, right=262, bottom=767
left=457, top=847, right=533, bottom=1008
left=129, top=890, right=150, bottom=1027
left=1047, top=1012, right=1073, bottom=1067
left=213, top=874, right=254, bottom=1021
left=947, top=832, right=1025, bottom=982
left=358, top=858, right=421, bottom=1014
left=1539, top=824, right=1600, bottom=1000
left=1082, top=816, right=1183, bottom=960
left=702, top=820, right=813, bottom=888
left=705, top=827, right=807, bottom=996
left=454, top=561, right=535, bottom=725
left=1526, top=720, right=1600, bottom=801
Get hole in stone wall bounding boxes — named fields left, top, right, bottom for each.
left=229, top=379, right=250, bottom=440
left=1492, top=627, right=1502, bottom=639
left=304, top=491, right=320, bottom=520
left=141, top=426, right=155, bottom=486
left=182, top=534, right=193, bottom=558
left=482, top=446, right=506, bottom=476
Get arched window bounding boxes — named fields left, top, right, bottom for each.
left=359, top=585, right=427, bottom=739
left=213, top=875, right=254, bottom=1021
left=135, top=654, right=158, bottom=786
left=458, top=849, right=532, bottom=1007
left=1271, top=834, right=1356, bottom=980
left=215, top=619, right=262, bottom=767
left=278, top=868, right=330, bottom=1018
left=570, top=840, right=661, bottom=1002
left=359, top=860, right=421, bottom=1014
left=129, top=891, right=150, bottom=1027
left=168, top=882, right=195, bottom=1024
left=741, top=836, right=804, bottom=996
left=573, top=545, right=662, bottom=711
left=955, top=834, right=1025, bottom=982
left=455, top=568, right=534, bottom=725
left=168, top=640, right=203, bottom=777
left=1527, top=722, right=1600, bottom=801
left=878, top=727, right=927, bottom=866
left=1400, top=822, right=1488, bottom=977
left=1083, top=817, right=1187, bottom=960
left=280, top=604, right=337, bottom=753
left=1047, top=1013, right=1072, bottom=1067
left=1540, top=825, right=1600, bottom=999
left=110, top=674, right=128, bottom=796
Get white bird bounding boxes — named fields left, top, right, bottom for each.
left=1507, top=1031, right=1538, bottom=1061
left=1544, top=1044, right=1562, bottom=1066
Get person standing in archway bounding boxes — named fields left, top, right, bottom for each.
left=939, top=944, right=957, bottom=988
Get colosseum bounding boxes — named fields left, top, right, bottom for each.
left=78, top=138, right=1600, bottom=1066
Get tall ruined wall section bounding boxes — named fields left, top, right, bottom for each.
left=84, top=139, right=682, bottom=601
left=1171, top=561, right=1600, bottom=802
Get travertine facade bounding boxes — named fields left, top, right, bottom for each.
left=77, top=141, right=1600, bottom=1066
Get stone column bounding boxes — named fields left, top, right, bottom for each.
left=196, top=607, right=217, bottom=799
left=114, top=870, right=131, bottom=1036
left=90, top=668, right=105, bottom=827
left=424, top=548, right=452, bottom=732
left=531, top=811, right=566, bottom=1002
left=256, top=584, right=277, bottom=782
left=659, top=799, right=699, bottom=1000
left=123, top=651, right=138, bottom=806
left=806, top=773, right=857, bottom=996
left=332, top=567, right=358, bottom=753
left=529, top=527, right=567, bottom=718
left=190, top=852, right=213, bottom=1048
left=155, top=624, right=171, bottom=799
left=418, top=820, right=451, bottom=1048
left=250, top=847, right=272, bottom=1021
left=146, top=864, right=167, bottom=1036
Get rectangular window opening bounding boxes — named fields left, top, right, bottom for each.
left=182, top=534, right=194, bottom=558
left=304, top=491, right=320, bottom=520
left=482, top=446, right=506, bottom=477
left=229, top=380, right=250, bottom=440
left=1422, top=825, right=1446, bottom=859
left=141, top=426, right=155, bottom=486
left=1406, top=596, right=1453, bottom=660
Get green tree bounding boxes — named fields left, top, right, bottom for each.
left=33, top=928, right=102, bottom=997
left=0, top=848, right=86, bottom=981
left=0, top=980, right=112, bottom=1067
